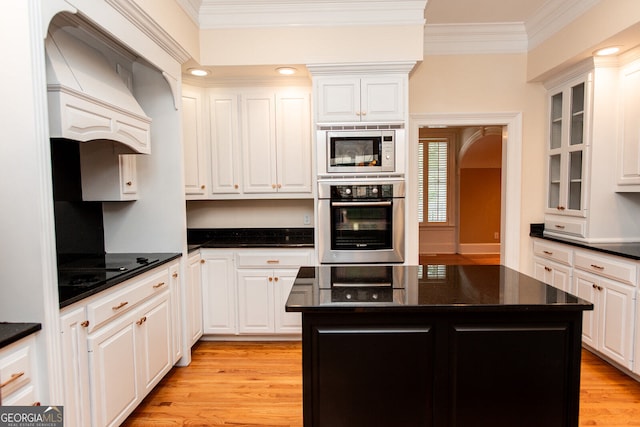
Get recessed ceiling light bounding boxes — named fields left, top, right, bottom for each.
left=276, top=67, right=297, bottom=75
left=187, top=68, right=209, bottom=77
left=594, top=46, right=620, bottom=56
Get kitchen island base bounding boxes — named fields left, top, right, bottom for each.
left=286, top=265, right=592, bottom=427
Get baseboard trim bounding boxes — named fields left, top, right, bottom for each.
left=458, top=243, right=500, bottom=254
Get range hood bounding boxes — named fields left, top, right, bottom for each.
left=45, top=19, right=152, bottom=154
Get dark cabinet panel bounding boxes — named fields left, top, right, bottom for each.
left=449, top=324, right=571, bottom=427
left=311, top=325, right=434, bottom=427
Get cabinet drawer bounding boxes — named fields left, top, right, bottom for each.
left=2, top=384, right=38, bottom=406
left=533, top=240, right=572, bottom=266
left=87, top=267, right=169, bottom=332
left=574, top=250, right=637, bottom=286
left=544, top=218, right=585, bottom=237
left=0, top=340, right=33, bottom=400
left=236, top=251, right=311, bottom=268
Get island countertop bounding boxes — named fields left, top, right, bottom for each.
left=285, top=264, right=593, bottom=313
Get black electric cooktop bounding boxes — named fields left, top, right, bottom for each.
left=57, top=252, right=180, bottom=308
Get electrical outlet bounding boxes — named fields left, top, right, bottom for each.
left=303, top=214, right=311, bottom=225
left=494, top=232, right=500, bottom=240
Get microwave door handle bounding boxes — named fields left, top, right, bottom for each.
left=331, top=201, right=392, bottom=207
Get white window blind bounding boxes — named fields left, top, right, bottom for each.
left=418, top=139, right=448, bottom=223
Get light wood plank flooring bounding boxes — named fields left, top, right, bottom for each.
left=124, top=342, right=640, bottom=426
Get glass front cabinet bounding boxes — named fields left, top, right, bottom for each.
left=544, top=70, right=592, bottom=239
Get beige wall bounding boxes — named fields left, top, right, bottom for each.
left=200, top=25, right=424, bottom=66
left=409, top=53, right=548, bottom=271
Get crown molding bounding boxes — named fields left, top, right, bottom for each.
left=196, top=0, right=427, bottom=29
left=526, top=0, right=600, bottom=50
left=424, top=23, right=528, bottom=55
left=307, top=61, right=417, bottom=76
left=174, top=0, right=202, bottom=27
left=106, top=0, right=192, bottom=63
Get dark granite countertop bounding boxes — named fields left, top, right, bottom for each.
left=0, top=322, right=41, bottom=349
left=286, top=264, right=593, bottom=313
left=187, top=228, right=314, bottom=250
left=530, top=224, right=640, bottom=260
left=58, top=252, right=181, bottom=308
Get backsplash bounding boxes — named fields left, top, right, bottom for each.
left=51, top=139, right=104, bottom=255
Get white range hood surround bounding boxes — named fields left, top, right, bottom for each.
left=45, top=20, right=152, bottom=154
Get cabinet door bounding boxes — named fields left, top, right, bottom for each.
left=237, top=269, right=275, bottom=334
left=201, top=251, right=236, bottom=334
left=546, top=78, right=588, bottom=217
left=316, top=77, right=361, bottom=122
left=532, top=258, right=571, bottom=293
left=186, top=253, right=204, bottom=341
left=574, top=272, right=598, bottom=348
left=169, top=262, right=183, bottom=362
left=60, top=308, right=91, bottom=427
left=88, top=315, right=139, bottom=427
left=275, top=90, right=312, bottom=193
left=209, top=91, right=241, bottom=194
left=119, top=155, right=137, bottom=196
left=361, top=76, right=404, bottom=122
left=241, top=91, right=278, bottom=193
left=598, top=276, right=635, bottom=368
left=136, top=295, right=173, bottom=395
left=182, top=86, right=207, bottom=197
left=274, top=269, right=302, bottom=333
left=617, top=60, right=640, bottom=188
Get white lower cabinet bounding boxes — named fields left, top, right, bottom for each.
left=59, top=260, right=180, bottom=427
left=533, top=257, right=572, bottom=293
left=0, top=334, right=40, bottom=407
left=574, top=269, right=636, bottom=369
left=201, top=251, right=237, bottom=334
left=186, top=252, right=204, bottom=344
left=236, top=269, right=301, bottom=334
left=532, top=238, right=639, bottom=374
left=201, top=248, right=313, bottom=338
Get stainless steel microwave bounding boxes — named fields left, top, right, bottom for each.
left=326, top=130, right=395, bottom=173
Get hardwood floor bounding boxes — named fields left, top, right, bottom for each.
left=419, top=253, right=501, bottom=265
left=124, top=341, right=640, bottom=427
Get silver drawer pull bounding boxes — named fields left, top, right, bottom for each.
left=544, top=266, right=552, bottom=272
left=267, top=260, right=280, bottom=264
left=1, top=371, right=25, bottom=388
left=543, top=250, right=553, bottom=255
left=136, top=316, right=147, bottom=326
left=153, top=281, right=166, bottom=289
left=590, top=264, right=605, bottom=270
left=112, top=301, right=129, bottom=311
left=554, top=224, right=566, bottom=229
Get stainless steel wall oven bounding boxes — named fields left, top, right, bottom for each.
left=318, top=179, right=405, bottom=264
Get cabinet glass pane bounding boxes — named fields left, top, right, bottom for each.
left=568, top=151, right=582, bottom=210
left=548, top=154, right=561, bottom=209
left=570, top=83, right=585, bottom=146
left=550, top=93, right=563, bottom=150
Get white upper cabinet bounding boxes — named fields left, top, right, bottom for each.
left=183, top=86, right=313, bottom=200
left=209, top=91, right=242, bottom=195
left=617, top=52, right=640, bottom=190
left=79, top=141, right=139, bottom=201
left=315, top=75, right=405, bottom=123
left=182, top=85, right=208, bottom=197
left=545, top=75, right=588, bottom=219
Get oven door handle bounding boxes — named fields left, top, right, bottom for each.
left=331, top=201, right=392, bottom=207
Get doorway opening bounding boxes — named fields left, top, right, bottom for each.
left=408, top=113, right=523, bottom=269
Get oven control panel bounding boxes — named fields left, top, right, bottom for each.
left=331, top=184, right=394, bottom=199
